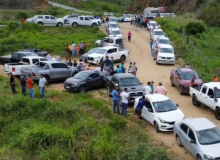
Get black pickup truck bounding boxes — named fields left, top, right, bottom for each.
left=105, top=73, right=144, bottom=103
left=0, top=51, right=37, bottom=65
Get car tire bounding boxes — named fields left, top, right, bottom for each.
left=156, top=60, right=159, bottom=65
left=197, top=155, right=202, bottom=160
left=57, top=22, right=63, bottom=27
left=79, top=86, right=86, bottom=93
left=120, top=55, right=126, bottom=63
left=176, top=135, right=183, bottom=147
left=154, top=122, right=160, bottom=132
left=215, top=108, right=220, bottom=120
left=106, top=86, right=111, bottom=97
left=92, top=23, right=97, bottom=27
left=170, top=77, right=174, bottom=87
left=72, top=22, right=78, bottom=27
left=38, top=22, right=43, bottom=25
left=179, top=86, right=183, bottom=95
left=192, top=95, right=200, bottom=106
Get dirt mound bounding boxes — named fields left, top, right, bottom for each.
left=34, top=0, right=50, bottom=9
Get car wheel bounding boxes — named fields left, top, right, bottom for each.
left=176, top=135, right=183, bottom=147
left=197, top=155, right=202, bottom=160
left=57, top=22, right=63, bottom=27
left=38, top=22, right=43, bottom=25
left=92, top=23, right=97, bottom=27
left=215, top=108, right=220, bottom=120
left=154, top=122, right=160, bottom=132
left=192, top=95, right=200, bottom=106
left=156, top=60, right=159, bottom=65
left=120, top=55, right=126, bottom=63
left=72, top=22, right=77, bottom=27
left=170, top=77, right=174, bottom=87
left=106, top=86, right=111, bottom=97
left=179, top=86, right=183, bottom=95
left=79, top=86, right=86, bottom=93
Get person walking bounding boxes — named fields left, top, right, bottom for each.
left=9, top=73, right=17, bottom=94
left=39, top=74, right=47, bottom=99
left=27, top=75, right=35, bottom=98
left=120, top=88, right=129, bottom=117
left=155, top=82, right=167, bottom=95
left=213, top=75, right=219, bottom=82
left=128, top=31, right=132, bottom=42
left=134, top=95, right=147, bottom=120
left=20, top=75, right=27, bottom=95
left=149, top=39, right=153, bottom=52
left=99, top=57, right=104, bottom=71
left=121, top=62, right=126, bottom=73
left=143, top=81, right=152, bottom=95
left=151, top=40, right=156, bottom=57
left=112, top=85, right=120, bottom=114
left=115, top=65, right=122, bottom=73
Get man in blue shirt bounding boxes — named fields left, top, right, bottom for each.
left=112, top=85, right=120, bottom=114
left=115, top=65, right=122, bottom=73
left=104, top=56, right=111, bottom=71
left=135, top=95, right=148, bottom=119
left=121, top=62, right=126, bottom=73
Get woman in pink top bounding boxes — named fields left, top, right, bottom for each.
left=155, top=82, right=167, bottom=95
left=128, top=31, right=132, bottom=42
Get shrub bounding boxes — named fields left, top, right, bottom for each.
left=16, top=12, right=29, bottom=20
left=185, top=22, right=206, bottom=35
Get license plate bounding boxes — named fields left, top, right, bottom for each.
left=66, top=86, right=70, bottom=89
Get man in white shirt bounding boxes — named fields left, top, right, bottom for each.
left=143, top=81, right=152, bottom=95
left=120, top=88, right=129, bottom=117
left=39, top=74, right=47, bottom=98
left=77, top=59, right=85, bottom=71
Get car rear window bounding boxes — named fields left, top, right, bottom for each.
left=22, top=58, right=30, bottom=64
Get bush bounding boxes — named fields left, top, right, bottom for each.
left=185, top=22, right=206, bottom=35
left=16, top=12, right=29, bottom=20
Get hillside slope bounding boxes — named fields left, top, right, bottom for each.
left=0, top=0, right=49, bottom=9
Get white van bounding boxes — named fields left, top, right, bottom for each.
left=144, top=7, right=165, bottom=17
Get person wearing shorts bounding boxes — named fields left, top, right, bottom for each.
left=135, top=95, right=147, bottom=119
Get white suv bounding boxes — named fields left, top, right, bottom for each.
left=156, top=44, right=175, bottom=65
left=31, top=15, right=64, bottom=27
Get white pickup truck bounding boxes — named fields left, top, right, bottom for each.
left=68, top=16, right=99, bottom=27
left=4, top=56, right=48, bottom=76
left=87, top=46, right=129, bottom=65
left=31, top=15, right=64, bottom=27
left=189, top=82, right=220, bottom=120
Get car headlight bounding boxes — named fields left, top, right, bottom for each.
left=158, top=118, right=169, bottom=124
left=204, top=155, right=215, bottom=160
left=158, top=56, right=163, bottom=59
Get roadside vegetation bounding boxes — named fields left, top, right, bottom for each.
left=0, top=75, right=174, bottom=159
left=0, top=22, right=105, bottom=56
left=156, top=15, right=220, bottom=81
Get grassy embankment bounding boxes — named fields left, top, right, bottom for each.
left=156, top=15, right=220, bottom=81
left=0, top=75, right=174, bottom=159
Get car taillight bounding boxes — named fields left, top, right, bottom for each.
left=31, top=72, right=35, bottom=76
left=12, top=67, right=15, bottom=72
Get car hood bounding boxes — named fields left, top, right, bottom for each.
left=120, top=84, right=143, bottom=92
left=65, top=77, right=85, bottom=83
left=200, top=143, right=220, bottom=158
left=95, top=40, right=101, bottom=44
left=181, top=79, right=203, bottom=85
left=81, top=53, right=90, bottom=57
left=109, top=34, right=122, bottom=38
left=1, top=55, right=11, bottom=58
left=88, top=53, right=103, bottom=58
left=153, top=35, right=165, bottom=39
left=57, top=18, right=64, bottom=22
left=158, top=53, right=174, bottom=57
left=156, top=109, right=185, bottom=122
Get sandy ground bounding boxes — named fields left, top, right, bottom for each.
left=1, top=23, right=220, bottom=159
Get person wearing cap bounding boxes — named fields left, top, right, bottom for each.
left=120, top=88, right=129, bottom=117
left=155, top=82, right=167, bottom=95
left=213, top=75, right=219, bottom=82
left=112, top=85, right=120, bottom=114
left=135, top=95, right=147, bottom=119
left=20, top=75, right=27, bottom=95
left=143, top=81, right=152, bottom=95
left=39, top=74, right=47, bottom=98
left=9, top=73, right=17, bottom=94
left=27, top=75, right=35, bottom=98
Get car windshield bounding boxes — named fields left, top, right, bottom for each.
left=154, top=31, right=164, bottom=35
left=88, top=48, right=99, bottom=54
left=159, top=48, right=174, bottom=53
left=109, top=24, right=118, bottom=28
left=158, top=39, right=170, bottom=44
left=110, top=31, right=121, bottom=35
left=151, top=23, right=158, bottom=26
left=119, top=77, right=141, bottom=86
left=196, top=127, right=220, bottom=145
left=181, top=72, right=199, bottom=80
left=109, top=18, right=117, bottom=22
left=152, top=99, right=177, bottom=112
left=215, top=89, right=220, bottom=98
left=95, top=49, right=107, bottom=54
left=74, top=72, right=90, bottom=80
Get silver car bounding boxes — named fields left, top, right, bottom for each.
left=174, top=118, right=220, bottom=160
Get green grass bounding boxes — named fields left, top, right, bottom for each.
left=0, top=22, right=105, bottom=56
left=156, top=14, right=220, bottom=81
left=0, top=75, right=174, bottom=159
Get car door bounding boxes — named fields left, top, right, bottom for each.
left=109, top=77, right=118, bottom=93
left=50, top=16, right=57, bottom=26
left=78, top=16, right=84, bottom=25
left=86, top=73, right=102, bottom=89
left=206, top=88, right=217, bottom=110
left=198, top=85, right=208, bottom=105
left=108, top=48, right=118, bottom=60
left=185, top=128, right=199, bottom=158
left=32, top=58, right=39, bottom=65
left=178, top=123, right=189, bottom=147
left=173, top=69, right=181, bottom=87
left=43, top=16, right=50, bottom=26
left=84, top=17, right=91, bottom=26
left=142, top=101, right=154, bottom=124
left=50, top=63, right=71, bottom=79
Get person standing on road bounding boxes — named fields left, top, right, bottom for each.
left=213, top=75, right=219, bottom=82
left=67, top=60, right=73, bottom=66
left=143, top=81, right=152, bottom=95
left=39, top=74, right=47, bottom=99
left=27, top=75, right=35, bottom=98
left=155, top=82, right=167, bottom=95
left=120, top=88, right=129, bottom=117
left=149, top=39, right=153, bottom=52
left=73, top=60, right=77, bottom=67
left=110, top=57, right=114, bottom=70
left=115, top=65, right=122, bottom=73
left=9, top=73, right=17, bottom=94
left=99, top=57, right=104, bottom=71
left=134, top=95, right=147, bottom=120
left=128, top=31, right=132, bottom=42
left=77, top=59, right=85, bottom=71
left=121, top=62, right=126, bottom=73
left=20, top=75, right=26, bottom=95
left=131, top=62, right=138, bottom=74
left=68, top=44, right=73, bottom=60
left=131, top=17, right=133, bottom=25
left=112, top=85, right=120, bottom=114
left=72, top=42, right=77, bottom=57
left=190, top=74, right=198, bottom=88
left=104, top=56, right=111, bottom=71
left=150, top=81, right=154, bottom=93
left=151, top=40, right=156, bottom=57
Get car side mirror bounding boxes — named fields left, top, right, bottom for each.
left=190, top=140, right=196, bottom=144
left=214, top=99, right=218, bottom=102
left=176, top=104, right=179, bottom=107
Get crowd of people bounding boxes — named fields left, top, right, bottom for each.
left=65, top=42, right=87, bottom=61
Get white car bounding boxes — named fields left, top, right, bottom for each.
left=134, top=94, right=185, bottom=132
left=174, top=118, right=220, bottom=160
left=109, top=28, right=122, bottom=38
left=156, top=44, right=175, bottom=65
left=107, top=22, right=120, bottom=32
left=31, top=15, right=64, bottom=27
left=157, top=37, right=172, bottom=46
left=87, top=16, right=102, bottom=25
left=150, top=29, right=165, bottom=41
left=95, top=36, right=124, bottom=48
left=62, top=14, right=78, bottom=24
left=124, top=15, right=132, bottom=22
left=147, top=21, right=160, bottom=30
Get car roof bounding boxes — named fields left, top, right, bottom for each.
left=113, top=73, right=136, bottom=79
left=153, top=29, right=163, bottom=31
left=183, top=118, right=216, bottom=131
left=79, top=70, right=99, bottom=74
left=14, top=51, right=37, bottom=55
left=159, top=44, right=173, bottom=48
left=178, top=67, right=195, bottom=72
left=149, top=21, right=157, bottom=23
left=101, top=46, right=118, bottom=49
left=110, top=28, right=121, bottom=31
left=39, top=61, right=65, bottom=64
left=158, top=37, right=169, bottom=40
left=22, top=56, right=44, bottom=59
left=202, top=82, right=220, bottom=89
left=108, top=22, right=118, bottom=24
left=145, top=94, right=169, bottom=102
